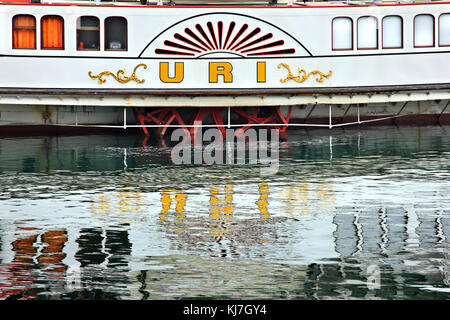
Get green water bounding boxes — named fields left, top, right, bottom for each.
left=0, top=125, right=449, bottom=300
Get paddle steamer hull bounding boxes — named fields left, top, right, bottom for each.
left=1, top=1, right=450, bottom=130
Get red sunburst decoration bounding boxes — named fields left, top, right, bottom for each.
left=155, top=21, right=296, bottom=57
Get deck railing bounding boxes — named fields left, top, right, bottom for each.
left=110, top=0, right=445, bottom=4
left=19, top=0, right=448, bottom=6
left=108, top=0, right=444, bottom=4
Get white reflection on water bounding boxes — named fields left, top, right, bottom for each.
left=0, top=125, right=449, bottom=299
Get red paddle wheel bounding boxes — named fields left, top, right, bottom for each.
left=133, top=106, right=292, bottom=143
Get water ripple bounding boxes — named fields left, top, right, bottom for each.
left=0, top=126, right=449, bottom=299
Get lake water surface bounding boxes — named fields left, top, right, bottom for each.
left=0, top=125, right=449, bottom=300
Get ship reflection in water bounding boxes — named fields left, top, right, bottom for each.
left=0, top=125, right=449, bottom=299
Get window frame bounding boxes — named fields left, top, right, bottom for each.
left=331, top=16, right=354, bottom=51
left=41, top=15, right=64, bottom=50
left=357, top=15, right=379, bottom=50
left=413, top=14, right=435, bottom=48
left=104, top=16, right=128, bottom=51
left=12, top=14, right=36, bottom=50
left=382, top=15, right=404, bottom=49
left=76, top=15, right=100, bottom=51
left=438, top=13, right=450, bottom=47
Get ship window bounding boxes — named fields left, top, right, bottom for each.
left=12, top=15, right=36, bottom=49
left=439, top=13, right=450, bottom=46
left=105, top=17, right=127, bottom=50
left=414, top=14, right=435, bottom=47
left=41, top=15, right=64, bottom=50
left=382, top=15, right=403, bottom=49
left=357, top=16, right=378, bottom=49
left=77, top=16, right=100, bottom=50
left=332, top=17, right=353, bottom=50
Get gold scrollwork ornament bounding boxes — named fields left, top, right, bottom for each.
left=88, top=63, right=147, bottom=84
left=278, top=63, right=332, bottom=83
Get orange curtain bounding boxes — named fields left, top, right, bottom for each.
left=42, top=16, right=63, bottom=49
left=13, top=15, right=36, bottom=49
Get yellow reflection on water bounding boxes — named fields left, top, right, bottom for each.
left=257, top=181, right=270, bottom=219
left=159, top=189, right=187, bottom=233
left=90, top=195, right=112, bottom=216
left=90, top=191, right=146, bottom=226
left=317, top=183, right=336, bottom=207
left=209, top=184, right=234, bottom=241
left=281, top=180, right=336, bottom=219
left=117, top=192, right=142, bottom=213
left=91, top=191, right=143, bottom=216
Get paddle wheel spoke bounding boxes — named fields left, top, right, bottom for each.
left=275, top=106, right=292, bottom=133
left=133, top=107, right=151, bottom=137
left=133, top=107, right=189, bottom=138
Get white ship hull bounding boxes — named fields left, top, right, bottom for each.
left=1, top=1, right=450, bottom=129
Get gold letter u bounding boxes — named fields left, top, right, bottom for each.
left=160, top=62, right=184, bottom=83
